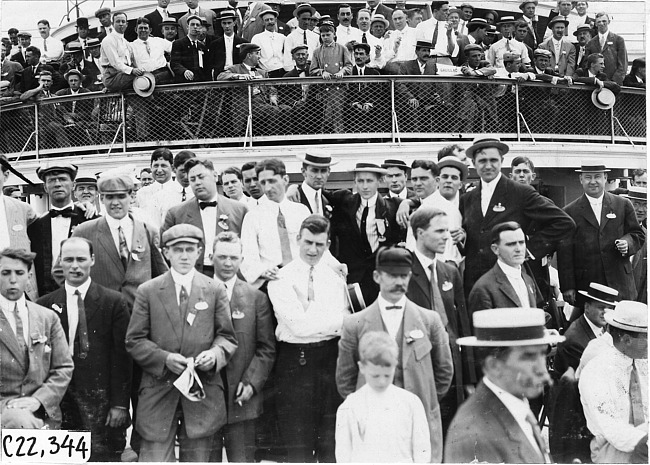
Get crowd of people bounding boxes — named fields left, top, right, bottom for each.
left=0, top=0, right=646, bottom=145
left=0, top=136, right=647, bottom=463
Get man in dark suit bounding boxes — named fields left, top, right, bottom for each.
left=55, top=70, right=94, bottom=125
left=518, top=0, right=547, bottom=49
left=407, top=207, right=473, bottom=434
left=294, top=150, right=336, bottom=217
left=19, top=46, right=65, bottom=93
left=329, top=163, right=405, bottom=304
left=210, top=232, right=275, bottom=462
left=584, top=12, right=627, bottom=85
left=144, top=0, right=172, bottom=39
left=162, top=158, right=248, bottom=277
left=10, top=31, right=31, bottom=68
left=59, top=41, right=102, bottom=91
left=0, top=248, right=73, bottom=429
left=28, top=162, right=98, bottom=297
left=558, top=163, right=644, bottom=313
left=460, top=136, right=575, bottom=297
left=468, top=222, right=540, bottom=314
left=457, top=18, right=489, bottom=60
left=208, top=9, right=246, bottom=78
left=336, top=246, right=454, bottom=461
left=126, top=224, right=238, bottom=462
left=367, top=0, right=395, bottom=30
left=445, top=307, right=562, bottom=463
left=178, top=0, right=218, bottom=39
left=382, top=159, right=416, bottom=200
left=171, top=14, right=211, bottom=82
left=37, top=237, right=131, bottom=461
left=573, top=24, right=592, bottom=70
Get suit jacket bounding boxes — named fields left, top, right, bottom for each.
left=444, top=381, right=547, bottom=463
left=3, top=195, right=38, bottom=299
left=554, top=315, right=596, bottom=374
left=54, top=87, right=94, bottom=118
left=518, top=17, right=545, bottom=50
left=125, top=271, right=238, bottom=441
left=623, top=73, right=645, bottom=88
left=297, top=185, right=331, bottom=218
left=397, top=59, right=438, bottom=103
left=217, top=63, right=276, bottom=101
left=540, top=38, right=576, bottom=77
left=28, top=205, right=97, bottom=297
left=460, top=174, right=575, bottom=297
left=557, top=192, right=644, bottom=301
left=468, top=261, right=539, bottom=315
left=144, top=9, right=165, bottom=38
left=208, top=34, right=246, bottom=78
left=573, top=42, right=589, bottom=70
left=571, top=67, right=621, bottom=92
left=349, top=66, right=381, bottom=104
left=20, top=64, right=66, bottom=93
left=161, top=195, right=248, bottom=273
left=407, top=257, right=474, bottom=403
left=336, top=299, right=453, bottom=461
left=171, top=36, right=211, bottom=83
left=584, top=31, right=627, bottom=85
left=59, top=59, right=102, bottom=91
left=178, top=7, right=217, bottom=39
left=225, top=278, right=275, bottom=423
left=0, top=300, right=73, bottom=427
left=11, top=49, right=27, bottom=68
left=37, top=281, right=132, bottom=410
left=72, top=216, right=168, bottom=306
left=632, top=226, right=647, bottom=303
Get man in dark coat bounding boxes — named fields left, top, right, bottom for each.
left=37, top=237, right=132, bottom=461
left=144, top=0, right=172, bottom=39
left=584, top=12, right=627, bottom=85
left=208, top=9, right=246, bottom=78
left=171, top=14, right=211, bottom=82
left=558, top=163, right=644, bottom=314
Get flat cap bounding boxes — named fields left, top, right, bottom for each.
left=239, top=43, right=261, bottom=56
left=503, top=52, right=522, bottom=62
left=8, top=28, right=19, bottom=34
left=353, top=42, right=371, bottom=54
left=17, top=31, right=32, bottom=38
left=376, top=246, right=413, bottom=274
left=97, top=171, right=134, bottom=193
left=64, top=69, right=84, bottom=81
left=291, top=44, right=308, bottom=54
left=464, top=43, right=482, bottom=54
left=95, top=7, right=111, bottom=18
left=36, top=162, right=78, bottom=181
left=533, top=48, right=552, bottom=58
left=162, top=224, right=204, bottom=247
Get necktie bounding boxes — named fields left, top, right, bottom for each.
left=600, top=34, right=605, bottom=50
left=385, top=305, right=402, bottom=310
left=314, top=192, right=321, bottom=214
left=525, top=412, right=552, bottom=463
left=428, top=263, right=449, bottom=327
left=13, top=303, right=27, bottom=356
left=181, top=188, right=187, bottom=202
left=277, top=208, right=293, bottom=266
left=506, top=38, right=512, bottom=52
left=431, top=21, right=439, bottom=49
left=118, top=225, right=129, bottom=269
left=359, top=204, right=372, bottom=254
left=50, top=207, right=75, bottom=218
left=629, top=360, right=645, bottom=427
left=179, top=285, right=189, bottom=316
left=163, top=9, right=168, bottom=18
left=303, top=30, right=307, bottom=45
left=307, top=266, right=315, bottom=302
left=199, top=200, right=217, bottom=209
left=446, top=27, right=454, bottom=55
left=144, top=40, right=150, bottom=56
left=362, top=32, right=368, bottom=44
left=74, top=290, right=89, bottom=359
left=43, top=38, right=48, bottom=52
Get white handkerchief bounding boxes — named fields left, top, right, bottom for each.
left=173, top=358, right=206, bottom=402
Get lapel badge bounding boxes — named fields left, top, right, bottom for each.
left=442, top=281, right=453, bottom=291
left=405, top=329, right=424, bottom=344
left=131, top=252, right=141, bottom=261
left=12, top=224, right=23, bottom=231
left=606, top=212, right=616, bottom=219
left=31, top=333, right=47, bottom=345
left=232, top=309, right=245, bottom=320
left=375, top=219, right=387, bottom=242
left=492, top=203, right=505, bottom=212
left=218, top=214, right=230, bottom=230
left=195, top=300, right=208, bottom=311
left=51, top=303, right=63, bottom=313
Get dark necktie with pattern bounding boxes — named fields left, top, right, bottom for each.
left=118, top=225, right=130, bottom=269
left=74, top=290, right=90, bottom=359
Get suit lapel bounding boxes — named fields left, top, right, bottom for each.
left=411, top=255, right=432, bottom=306
left=482, top=176, right=507, bottom=225
left=297, top=186, right=312, bottom=213
left=129, top=220, right=148, bottom=271
left=599, top=193, right=612, bottom=230
left=97, top=218, right=123, bottom=271
left=83, top=282, right=100, bottom=324
left=577, top=194, right=600, bottom=229
left=494, top=264, right=523, bottom=306
left=159, top=273, right=183, bottom=342
left=0, top=308, right=27, bottom=369
left=186, top=200, right=204, bottom=231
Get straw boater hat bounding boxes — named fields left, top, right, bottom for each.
left=575, top=163, right=610, bottom=173
left=591, top=87, right=616, bottom=110
left=381, top=159, right=411, bottom=171
left=574, top=24, right=592, bottom=37
left=604, top=300, right=648, bottom=333
left=349, top=162, right=388, bottom=175
left=297, top=149, right=339, bottom=167
left=465, top=135, right=509, bottom=159
left=370, top=14, right=389, bottom=29
left=547, top=16, right=569, bottom=29
left=294, top=3, right=316, bottom=18
left=496, top=15, right=517, bottom=27
left=519, top=1, right=538, bottom=11
left=86, top=38, right=101, bottom=48
left=621, top=186, right=647, bottom=202
left=457, top=308, right=565, bottom=347
left=578, top=282, right=619, bottom=306
left=133, top=72, right=156, bottom=97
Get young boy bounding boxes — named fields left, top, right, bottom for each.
left=335, top=331, right=431, bottom=463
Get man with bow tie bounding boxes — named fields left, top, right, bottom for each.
left=28, top=163, right=98, bottom=297
left=171, top=14, right=211, bottom=82
left=336, top=245, right=453, bottom=461
left=37, top=237, right=132, bottom=461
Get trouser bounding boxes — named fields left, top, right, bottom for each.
left=103, top=66, right=135, bottom=92
left=210, top=419, right=256, bottom=462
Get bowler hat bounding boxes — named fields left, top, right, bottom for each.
left=162, top=224, right=204, bottom=247
left=578, top=282, right=619, bottom=306
left=36, top=162, right=78, bottom=181
left=574, top=24, right=592, bottom=37
left=604, top=300, right=648, bottom=333
left=381, top=159, right=410, bottom=170
left=95, top=7, right=111, bottom=18
left=437, top=156, right=468, bottom=181
left=466, top=135, right=509, bottom=159
left=297, top=150, right=339, bottom=167
left=621, top=186, right=647, bottom=202
left=76, top=17, right=89, bottom=28
left=133, top=71, right=156, bottom=97
left=349, top=162, right=387, bottom=175
left=375, top=246, right=413, bottom=274
left=591, top=87, right=616, bottom=110
left=575, top=163, right=610, bottom=173
left=547, top=16, right=569, bottom=29
left=294, top=3, right=316, bottom=18
left=457, top=308, right=565, bottom=347
left=534, top=48, right=552, bottom=58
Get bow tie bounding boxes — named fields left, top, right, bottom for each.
left=50, top=207, right=75, bottom=218
left=199, top=201, right=217, bottom=210
left=385, top=305, right=402, bottom=311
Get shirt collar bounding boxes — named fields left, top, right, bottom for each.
left=481, top=172, right=502, bottom=190
left=65, top=278, right=92, bottom=298
left=217, top=274, right=238, bottom=290
left=361, top=192, right=378, bottom=208
left=51, top=201, right=75, bottom=211
left=0, top=294, right=26, bottom=312
left=497, top=259, right=523, bottom=278
left=586, top=192, right=604, bottom=204
left=301, top=181, right=320, bottom=197
left=378, top=294, right=407, bottom=312
left=105, top=214, right=132, bottom=230
left=552, top=37, right=563, bottom=45
left=583, top=314, right=605, bottom=337
left=170, top=267, right=196, bottom=288
left=414, top=247, right=436, bottom=272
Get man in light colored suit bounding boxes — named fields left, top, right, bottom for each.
left=126, top=224, right=238, bottom=462
left=468, top=221, right=540, bottom=315
left=336, top=246, right=454, bottom=461
left=210, top=232, right=275, bottom=462
left=162, top=158, right=248, bottom=277
left=584, top=12, right=627, bottom=85
left=445, top=307, right=563, bottom=463
left=539, top=16, right=576, bottom=77
left=0, top=248, right=73, bottom=429
left=178, top=0, right=217, bottom=39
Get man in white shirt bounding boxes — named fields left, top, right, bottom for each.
left=37, top=19, right=65, bottom=66
left=415, top=0, right=456, bottom=65
left=356, top=8, right=385, bottom=68
left=131, top=17, right=173, bottom=84
left=251, top=10, right=286, bottom=78
left=136, top=148, right=175, bottom=214
left=268, top=214, right=349, bottom=462
left=150, top=150, right=196, bottom=227
left=383, top=8, right=416, bottom=63
left=100, top=11, right=146, bottom=92
left=336, top=3, right=362, bottom=45
left=445, top=307, right=562, bottom=462
left=283, top=3, right=320, bottom=72
left=486, top=16, right=532, bottom=68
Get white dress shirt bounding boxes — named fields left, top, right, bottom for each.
left=223, top=34, right=235, bottom=69
left=283, top=28, right=320, bottom=71
left=388, top=188, right=408, bottom=200
left=0, top=294, right=29, bottom=345
left=99, top=30, right=134, bottom=74
left=480, top=172, right=502, bottom=216
left=356, top=193, right=380, bottom=253
left=497, top=260, right=531, bottom=307
left=50, top=201, right=74, bottom=265
left=152, top=181, right=194, bottom=227
left=198, top=195, right=218, bottom=265
left=586, top=193, right=604, bottom=224
left=414, top=248, right=437, bottom=282
left=487, top=37, right=531, bottom=68
left=251, top=30, right=285, bottom=71
left=104, top=214, right=133, bottom=252
left=64, top=278, right=92, bottom=356
left=415, top=19, right=459, bottom=57
left=41, top=36, right=65, bottom=62
left=131, top=36, right=171, bottom=72
left=378, top=294, right=407, bottom=340
left=383, top=26, right=417, bottom=62
left=300, top=181, right=323, bottom=215
left=157, top=6, right=170, bottom=19
left=0, top=196, right=10, bottom=250
left=336, top=25, right=362, bottom=45
left=216, top=274, right=237, bottom=301
left=137, top=179, right=172, bottom=212
left=171, top=267, right=195, bottom=304
left=267, top=257, right=349, bottom=343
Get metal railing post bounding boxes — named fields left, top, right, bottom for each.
left=515, top=83, right=521, bottom=141
left=610, top=108, right=615, bottom=144
left=391, top=79, right=396, bottom=143
left=34, top=104, right=39, bottom=159
left=121, top=94, right=128, bottom=152
left=244, top=84, right=254, bottom=148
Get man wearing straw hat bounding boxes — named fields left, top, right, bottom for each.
left=444, top=307, right=564, bottom=463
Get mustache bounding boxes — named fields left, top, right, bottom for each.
left=389, top=285, right=407, bottom=293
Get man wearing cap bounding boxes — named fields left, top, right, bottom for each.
left=415, top=1, right=456, bottom=65
left=530, top=48, right=569, bottom=85
left=54, top=69, right=94, bottom=135
left=519, top=1, right=541, bottom=48
left=95, top=7, right=114, bottom=41
left=171, top=14, right=210, bottom=82
left=283, top=4, right=319, bottom=72
left=37, top=237, right=132, bottom=460
left=126, top=223, right=237, bottom=461
left=370, top=13, right=389, bottom=40
left=445, top=307, right=562, bottom=463
left=144, top=0, right=172, bottom=39
left=19, top=46, right=64, bottom=93
left=487, top=16, right=532, bottom=68
left=458, top=43, right=498, bottom=131
left=623, top=186, right=647, bottom=303
left=545, top=0, right=573, bottom=40
left=382, top=159, right=415, bottom=200
left=579, top=300, right=648, bottom=463
left=295, top=150, right=335, bottom=216
left=160, top=18, right=179, bottom=42
left=539, top=16, right=576, bottom=77
left=60, top=41, right=102, bottom=91
left=348, top=42, right=382, bottom=128
left=584, top=12, right=627, bottom=85
left=250, top=9, right=286, bottom=78
left=337, top=245, right=453, bottom=461
left=558, top=163, right=644, bottom=311
left=131, top=17, right=173, bottom=84
left=461, top=136, right=575, bottom=298
left=178, top=0, right=217, bottom=39
left=457, top=18, right=488, bottom=59
left=209, top=9, right=246, bottom=77
left=10, top=31, right=31, bottom=68
left=383, top=9, right=417, bottom=64
left=73, top=17, right=92, bottom=58
left=162, top=158, right=248, bottom=277
left=573, top=23, right=592, bottom=69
